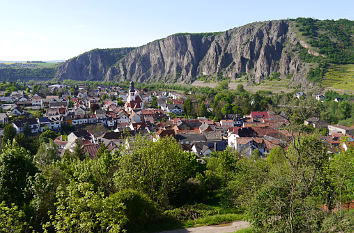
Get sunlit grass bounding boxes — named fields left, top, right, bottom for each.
left=322, top=64, right=354, bottom=91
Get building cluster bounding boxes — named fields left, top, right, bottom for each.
left=0, top=81, right=353, bottom=159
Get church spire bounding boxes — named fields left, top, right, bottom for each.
left=129, top=81, right=135, bottom=92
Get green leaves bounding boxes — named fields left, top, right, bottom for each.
left=113, top=136, right=197, bottom=206
left=0, top=201, right=27, bottom=233
left=49, top=182, right=127, bottom=233
left=0, top=141, right=37, bottom=207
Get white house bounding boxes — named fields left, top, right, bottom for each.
left=31, top=94, right=43, bottom=108
left=12, top=118, right=39, bottom=134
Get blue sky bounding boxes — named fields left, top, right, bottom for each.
left=0, top=0, right=353, bottom=61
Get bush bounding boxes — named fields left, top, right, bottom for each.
left=164, top=204, right=219, bottom=221
left=112, top=189, right=162, bottom=230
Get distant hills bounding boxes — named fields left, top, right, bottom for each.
left=0, top=60, right=64, bottom=63
left=1, top=18, right=353, bottom=91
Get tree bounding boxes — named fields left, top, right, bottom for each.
left=216, top=80, right=229, bottom=91
left=72, top=139, right=87, bottom=160
left=249, top=135, right=331, bottom=232
left=329, top=146, right=354, bottom=214
left=236, top=84, right=246, bottom=93
left=114, top=136, right=198, bottom=206
left=183, top=98, right=193, bottom=117
left=2, top=124, right=16, bottom=146
left=23, top=123, right=31, bottom=136
left=150, top=95, right=158, bottom=108
left=48, top=182, right=127, bottom=232
left=0, top=201, right=27, bottom=233
left=39, top=129, right=58, bottom=144
left=110, top=189, right=161, bottom=232
left=34, top=140, right=59, bottom=169
left=221, top=103, right=232, bottom=116
left=96, top=143, right=109, bottom=158
left=14, top=133, right=39, bottom=155
left=198, top=101, right=208, bottom=117
left=0, top=141, right=37, bottom=207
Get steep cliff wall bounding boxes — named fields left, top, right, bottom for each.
left=56, top=20, right=311, bottom=85
left=55, top=48, right=134, bottom=81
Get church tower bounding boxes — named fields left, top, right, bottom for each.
left=125, top=81, right=143, bottom=112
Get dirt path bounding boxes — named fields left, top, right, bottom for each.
left=157, top=221, right=250, bottom=233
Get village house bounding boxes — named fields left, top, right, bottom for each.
left=304, top=117, right=328, bottom=129
left=13, top=118, right=39, bottom=134
left=8, top=106, right=25, bottom=116
left=161, top=103, right=184, bottom=115
left=38, top=117, right=61, bottom=132
left=64, top=130, right=95, bottom=152
left=31, top=94, right=43, bottom=108
left=153, top=128, right=175, bottom=142
left=328, top=124, right=354, bottom=136
left=315, top=94, right=325, bottom=101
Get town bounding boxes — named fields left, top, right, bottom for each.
left=0, top=80, right=352, bottom=159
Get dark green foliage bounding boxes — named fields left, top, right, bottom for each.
left=72, top=140, right=87, bottom=160
left=150, top=95, right=158, bottom=108
left=0, top=67, right=56, bottom=82
left=295, top=18, right=354, bottom=64
left=307, top=63, right=329, bottom=83
left=112, top=189, right=162, bottom=231
left=183, top=98, right=193, bottom=116
left=14, top=133, right=39, bottom=155
left=38, top=130, right=58, bottom=144
left=0, top=201, right=28, bottom=232
left=2, top=124, right=16, bottom=146
left=96, top=143, right=109, bottom=158
left=0, top=142, right=37, bottom=207
left=320, top=210, right=354, bottom=233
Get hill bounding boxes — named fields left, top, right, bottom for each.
left=55, top=18, right=353, bottom=92
left=1, top=18, right=352, bottom=92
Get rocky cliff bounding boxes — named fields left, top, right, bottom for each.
left=55, top=20, right=313, bottom=85
left=56, top=48, right=134, bottom=81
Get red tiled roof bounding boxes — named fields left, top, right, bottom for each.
left=236, top=137, right=253, bottom=144
left=82, top=144, right=99, bottom=159
left=251, top=111, right=269, bottom=119
left=154, top=129, right=175, bottom=138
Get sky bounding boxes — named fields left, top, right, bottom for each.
left=0, top=0, right=353, bottom=61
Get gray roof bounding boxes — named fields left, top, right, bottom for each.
left=175, top=133, right=207, bottom=144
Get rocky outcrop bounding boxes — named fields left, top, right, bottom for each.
left=56, top=48, right=134, bottom=81
left=56, top=20, right=311, bottom=85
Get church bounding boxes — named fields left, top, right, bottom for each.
left=125, top=81, right=143, bottom=112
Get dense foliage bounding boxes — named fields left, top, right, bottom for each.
left=0, top=67, right=57, bottom=82
left=295, top=18, right=354, bottom=64
left=0, top=129, right=352, bottom=232
left=295, top=18, right=354, bottom=84
left=0, top=80, right=353, bottom=232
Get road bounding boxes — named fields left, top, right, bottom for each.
left=157, top=221, right=250, bottom=233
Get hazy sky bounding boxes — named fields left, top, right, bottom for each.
left=0, top=0, right=353, bottom=61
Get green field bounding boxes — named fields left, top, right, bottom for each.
left=322, top=64, right=354, bottom=92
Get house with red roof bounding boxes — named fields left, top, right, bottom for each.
left=250, top=111, right=269, bottom=122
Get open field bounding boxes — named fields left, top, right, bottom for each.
left=322, top=64, right=354, bottom=93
